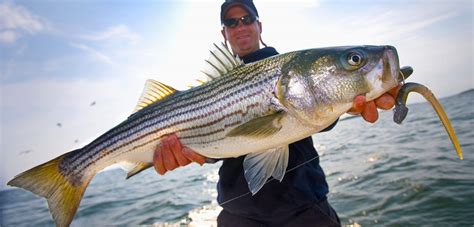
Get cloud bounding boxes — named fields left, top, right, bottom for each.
left=345, top=9, right=458, bottom=43
left=81, top=24, right=141, bottom=44
left=0, top=30, right=19, bottom=44
left=70, top=42, right=116, bottom=65
left=383, top=12, right=457, bottom=39
left=0, top=1, right=46, bottom=44
left=271, top=2, right=461, bottom=49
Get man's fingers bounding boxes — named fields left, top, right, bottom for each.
left=153, top=145, right=167, bottom=175
left=173, top=149, right=192, bottom=167
left=388, top=84, right=401, bottom=98
left=362, top=101, right=378, bottom=123
left=374, top=93, right=395, bottom=110
left=161, top=141, right=179, bottom=171
left=167, top=134, right=191, bottom=166
left=153, top=133, right=205, bottom=176
left=348, top=95, right=366, bottom=114
left=182, top=148, right=206, bottom=165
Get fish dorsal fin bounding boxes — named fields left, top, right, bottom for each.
left=133, top=79, right=177, bottom=113
left=200, top=43, right=244, bottom=83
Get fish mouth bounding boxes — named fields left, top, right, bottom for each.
left=383, top=46, right=400, bottom=84
left=364, top=46, right=400, bottom=100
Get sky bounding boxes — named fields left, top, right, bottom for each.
left=0, top=0, right=473, bottom=189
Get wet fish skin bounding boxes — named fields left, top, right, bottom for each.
left=7, top=45, right=401, bottom=227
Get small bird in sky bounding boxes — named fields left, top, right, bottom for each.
left=19, top=149, right=33, bottom=155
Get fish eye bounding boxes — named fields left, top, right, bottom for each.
left=347, top=52, right=363, bottom=66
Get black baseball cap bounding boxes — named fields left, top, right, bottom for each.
left=220, top=0, right=259, bottom=25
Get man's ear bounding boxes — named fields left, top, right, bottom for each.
left=221, top=29, right=227, bottom=40
left=258, top=21, right=262, bottom=34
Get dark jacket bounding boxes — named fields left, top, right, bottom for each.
left=217, top=47, right=338, bottom=221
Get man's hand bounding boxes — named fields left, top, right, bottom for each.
left=153, top=133, right=206, bottom=175
left=348, top=85, right=401, bottom=123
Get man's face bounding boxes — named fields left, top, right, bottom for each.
left=221, top=6, right=262, bottom=57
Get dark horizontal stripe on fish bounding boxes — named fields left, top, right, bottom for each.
left=67, top=55, right=294, bottom=173
left=70, top=55, right=287, bottom=166
left=126, top=70, right=273, bottom=129
left=67, top=78, right=263, bottom=165
left=65, top=75, right=260, bottom=166
left=77, top=62, right=281, bottom=160
left=90, top=64, right=280, bottom=145
left=110, top=105, right=256, bottom=162
left=174, top=102, right=260, bottom=134
left=74, top=102, right=261, bottom=175
left=179, top=120, right=242, bottom=140
left=66, top=67, right=280, bottom=168
left=67, top=70, right=271, bottom=166
left=135, top=67, right=267, bottom=118
left=69, top=92, right=264, bottom=175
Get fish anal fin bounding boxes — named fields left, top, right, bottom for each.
left=7, top=151, right=92, bottom=227
left=121, top=162, right=153, bottom=179
left=226, top=111, right=285, bottom=138
left=133, top=79, right=178, bottom=114
left=243, top=146, right=290, bottom=195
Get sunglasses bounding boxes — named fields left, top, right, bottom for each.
left=223, top=15, right=257, bottom=28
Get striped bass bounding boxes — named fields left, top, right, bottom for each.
left=8, top=44, right=403, bottom=227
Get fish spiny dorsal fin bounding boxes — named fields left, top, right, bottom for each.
left=133, top=79, right=177, bottom=113
left=214, top=43, right=241, bottom=68
left=200, top=43, right=243, bottom=82
left=187, top=43, right=243, bottom=88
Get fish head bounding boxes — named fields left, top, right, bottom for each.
left=277, top=45, right=400, bottom=126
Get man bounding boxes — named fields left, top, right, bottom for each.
left=153, top=1, right=400, bottom=226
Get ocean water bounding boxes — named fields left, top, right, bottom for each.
left=1, top=89, right=473, bottom=226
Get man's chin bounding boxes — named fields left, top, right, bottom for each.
left=236, top=44, right=255, bottom=53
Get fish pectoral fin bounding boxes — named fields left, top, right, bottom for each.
left=120, top=162, right=153, bottom=179
left=243, top=146, right=290, bottom=195
left=271, top=147, right=290, bottom=182
left=226, top=111, right=286, bottom=138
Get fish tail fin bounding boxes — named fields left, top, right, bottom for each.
left=7, top=151, right=92, bottom=227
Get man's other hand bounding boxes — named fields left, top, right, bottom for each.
left=348, top=85, right=401, bottom=123
left=153, top=134, right=206, bottom=175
